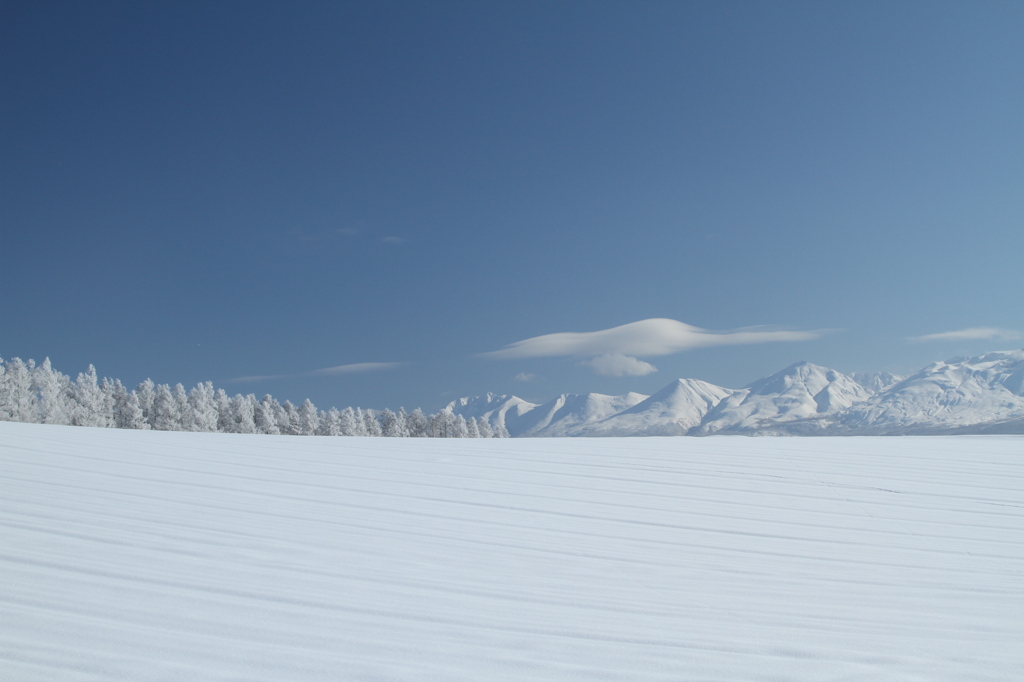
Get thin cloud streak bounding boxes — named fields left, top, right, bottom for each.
left=310, top=362, right=404, bottom=376
left=908, top=327, right=1021, bottom=342
left=229, top=362, right=404, bottom=383
left=481, top=318, right=821, bottom=360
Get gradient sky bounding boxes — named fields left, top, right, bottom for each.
left=3, top=1, right=1023, bottom=411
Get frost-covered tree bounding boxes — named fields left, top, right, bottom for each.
left=72, top=365, right=112, bottom=427
left=466, top=416, right=480, bottom=438
left=338, top=407, right=358, bottom=436
left=215, top=389, right=234, bottom=433
left=171, top=384, right=193, bottom=431
left=363, top=409, right=382, bottom=437
left=135, top=379, right=156, bottom=425
left=1, top=358, right=37, bottom=422
left=230, top=394, right=257, bottom=434
left=279, top=400, right=300, bottom=435
left=428, top=410, right=457, bottom=438
left=452, top=414, right=470, bottom=438
left=380, top=408, right=408, bottom=437
left=188, top=382, right=219, bottom=432
left=477, top=418, right=493, bottom=439
left=406, top=408, right=428, bottom=437
left=318, top=407, right=342, bottom=436
left=34, top=358, right=71, bottom=425
left=151, top=384, right=179, bottom=431
left=255, top=395, right=280, bottom=435
left=119, top=390, right=149, bottom=429
left=298, top=399, right=319, bottom=436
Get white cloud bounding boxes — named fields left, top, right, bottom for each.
left=908, top=327, right=1021, bottom=342
left=227, top=373, right=289, bottom=383
left=579, top=354, right=657, bottom=377
left=310, top=362, right=404, bottom=375
left=514, top=372, right=538, bottom=382
left=481, top=318, right=821, bottom=359
left=229, top=362, right=403, bottom=382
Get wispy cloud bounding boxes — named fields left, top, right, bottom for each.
left=908, top=327, right=1021, bottom=342
left=229, top=362, right=404, bottom=383
left=310, top=362, right=404, bottom=376
left=382, top=236, right=407, bottom=246
left=228, top=373, right=290, bottom=383
left=481, top=318, right=821, bottom=360
left=579, top=354, right=658, bottom=377
left=514, top=372, right=537, bottom=382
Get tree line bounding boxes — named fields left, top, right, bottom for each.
left=0, top=356, right=507, bottom=438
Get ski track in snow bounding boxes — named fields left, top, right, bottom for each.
left=1, top=422, right=1021, bottom=681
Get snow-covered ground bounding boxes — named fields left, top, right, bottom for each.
left=1, top=421, right=1021, bottom=681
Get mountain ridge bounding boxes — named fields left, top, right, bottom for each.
left=448, top=350, right=1024, bottom=437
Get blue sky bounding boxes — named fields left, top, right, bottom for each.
left=2, top=1, right=1022, bottom=411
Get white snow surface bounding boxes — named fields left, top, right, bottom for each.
left=2, top=421, right=1021, bottom=681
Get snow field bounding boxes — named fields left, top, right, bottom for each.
left=1, top=421, right=1022, bottom=681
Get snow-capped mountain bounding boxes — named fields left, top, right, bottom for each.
left=577, top=379, right=733, bottom=436
left=450, top=350, right=1024, bottom=437
left=830, top=349, right=1024, bottom=434
left=693, top=362, right=872, bottom=435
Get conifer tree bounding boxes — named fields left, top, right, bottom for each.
left=189, top=382, right=219, bottom=432
left=298, top=399, right=319, bottom=435
left=255, top=395, right=280, bottom=435
left=1, top=358, right=37, bottom=422
left=34, top=358, right=71, bottom=425
left=406, top=408, right=428, bottom=437
left=151, top=384, right=179, bottom=431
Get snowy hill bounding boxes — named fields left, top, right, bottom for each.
left=3, top=421, right=1021, bottom=681
left=451, top=351, right=1024, bottom=437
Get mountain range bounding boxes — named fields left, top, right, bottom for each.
left=449, top=350, right=1024, bottom=436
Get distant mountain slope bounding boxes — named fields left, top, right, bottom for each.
left=831, top=350, right=1024, bottom=434
left=512, top=392, right=649, bottom=437
left=693, top=362, right=871, bottom=435
left=450, top=350, right=1024, bottom=437
left=579, top=379, right=733, bottom=436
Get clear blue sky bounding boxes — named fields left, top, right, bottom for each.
left=3, top=1, right=1022, bottom=411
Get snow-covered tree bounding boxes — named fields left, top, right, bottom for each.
left=151, top=384, right=179, bottom=431
left=1, top=358, right=37, bottom=422
left=406, top=408, right=428, bottom=437
left=298, top=399, right=319, bottom=435
left=477, top=418, right=493, bottom=439
left=338, top=407, right=358, bottom=436
left=318, top=407, right=342, bottom=436
left=278, top=400, right=300, bottom=435
left=380, top=408, right=408, bottom=437
left=363, top=409, right=382, bottom=437
left=231, top=394, right=258, bottom=434
left=34, top=358, right=71, bottom=425
left=72, top=365, right=112, bottom=427
left=255, top=395, right=280, bottom=435
left=466, top=416, right=480, bottom=438
left=135, top=379, right=156, bottom=425
left=119, top=390, right=149, bottom=429
left=189, top=382, right=219, bottom=432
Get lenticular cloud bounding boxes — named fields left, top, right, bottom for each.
left=579, top=354, right=658, bottom=377
left=482, top=318, right=820, bottom=360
